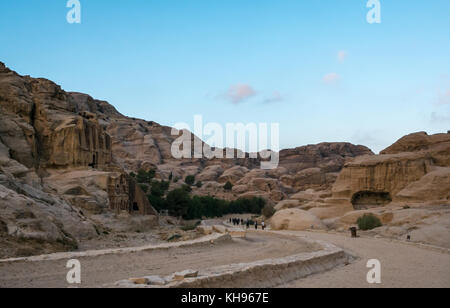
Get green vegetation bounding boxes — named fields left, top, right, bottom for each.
left=224, top=181, right=233, bottom=191
left=195, top=181, right=203, bottom=188
left=133, top=169, right=266, bottom=220
left=149, top=187, right=265, bottom=220
left=136, top=169, right=156, bottom=184
left=357, top=214, right=382, bottom=231
left=185, top=175, right=196, bottom=186
left=139, top=184, right=149, bottom=193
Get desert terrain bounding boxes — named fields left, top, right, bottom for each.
left=0, top=62, right=449, bottom=288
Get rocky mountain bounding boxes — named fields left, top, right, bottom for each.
left=271, top=132, right=450, bottom=248
left=4, top=62, right=447, bottom=254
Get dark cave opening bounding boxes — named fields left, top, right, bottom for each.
left=351, top=191, right=392, bottom=210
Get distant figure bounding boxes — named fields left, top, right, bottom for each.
left=246, top=220, right=250, bottom=229
left=262, top=221, right=266, bottom=230
left=349, top=227, right=358, bottom=238
left=255, top=222, right=258, bottom=230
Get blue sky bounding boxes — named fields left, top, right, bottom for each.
left=1, top=0, right=449, bottom=153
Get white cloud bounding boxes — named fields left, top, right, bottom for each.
left=262, top=91, right=283, bottom=104
left=337, top=50, right=347, bottom=63
left=223, top=84, right=256, bottom=104
left=323, top=72, right=340, bottom=84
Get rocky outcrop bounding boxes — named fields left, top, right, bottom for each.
left=0, top=64, right=113, bottom=169
left=277, top=143, right=373, bottom=192
left=0, top=62, right=159, bottom=257
left=270, top=209, right=325, bottom=231
left=331, top=132, right=450, bottom=209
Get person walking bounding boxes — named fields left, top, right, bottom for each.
left=255, top=221, right=258, bottom=230
left=262, top=221, right=266, bottom=231
left=246, top=219, right=250, bottom=229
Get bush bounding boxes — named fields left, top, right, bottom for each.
left=161, top=188, right=265, bottom=220
left=357, top=214, right=382, bottom=231
left=185, top=175, right=196, bottom=186
left=150, top=180, right=170, bottom=197
left=196, top=181, right=203, bottom=188
left=139, top=184, right=149, bottom=193
left=182, top=184, right=192, bottom=193
left=224, top=181, right=233, bottom=191
left=262, top=204, right=276, bottom=218
left=136, top=169, right=156, bottom=184
left=147, top=194, right=166, bottom=212
left=161, top=181, right=170, bottom=192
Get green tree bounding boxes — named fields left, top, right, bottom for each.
left=136, top=169, right=156, bottom=184
left=139, top=184, right=149, bottom=193
left=357, top=214, right=382, bottom=231
left=185, top=175, right=196, bottom=186
left=166, top=188, right=191, bottom=217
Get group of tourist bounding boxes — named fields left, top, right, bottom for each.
left=229, top=218, right=266, bottom=230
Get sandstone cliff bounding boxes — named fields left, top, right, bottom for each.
left=332, top=132, right=450, bottom=207
left=0, top=62, right=158, bottom=257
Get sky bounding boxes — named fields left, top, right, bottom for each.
left=1, top=0, right=449, bottom=153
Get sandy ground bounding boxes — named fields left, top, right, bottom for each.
left=279, top=231, right=450, bottom=288
left=0, top=232, right=319, bottom=288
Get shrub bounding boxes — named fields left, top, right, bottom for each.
left=165, top=188, right=192, bottom=217
left=196, top=181, right=203, bottom=188
left=224, top=181, right=233, bottom=191
left=357, top=214, right=382, bottom=231
left=169, top=172, right=173, bottom=181
left=185, top=175, right=196, bottom=186
left=147, top=194, right=166, bottom=212
left=136, top=169, right=156, bottom=184
left=129, top=172, right=136, bottom=178
left=139, top=184, right=149, bottom=193
left=182, top=184, right=193, bottom=193
left=161, top=181, right=170, bottom=192
left=150, top=183, right=164, bottom=197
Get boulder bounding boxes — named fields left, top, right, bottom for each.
left=275, top=200, right=300, bottom=211
left=270, top=209, right=325, bottom=231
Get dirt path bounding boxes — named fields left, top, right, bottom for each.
left=278, top=231, right=450, bottom=288
left=0, top=232, right=319, bottom=288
